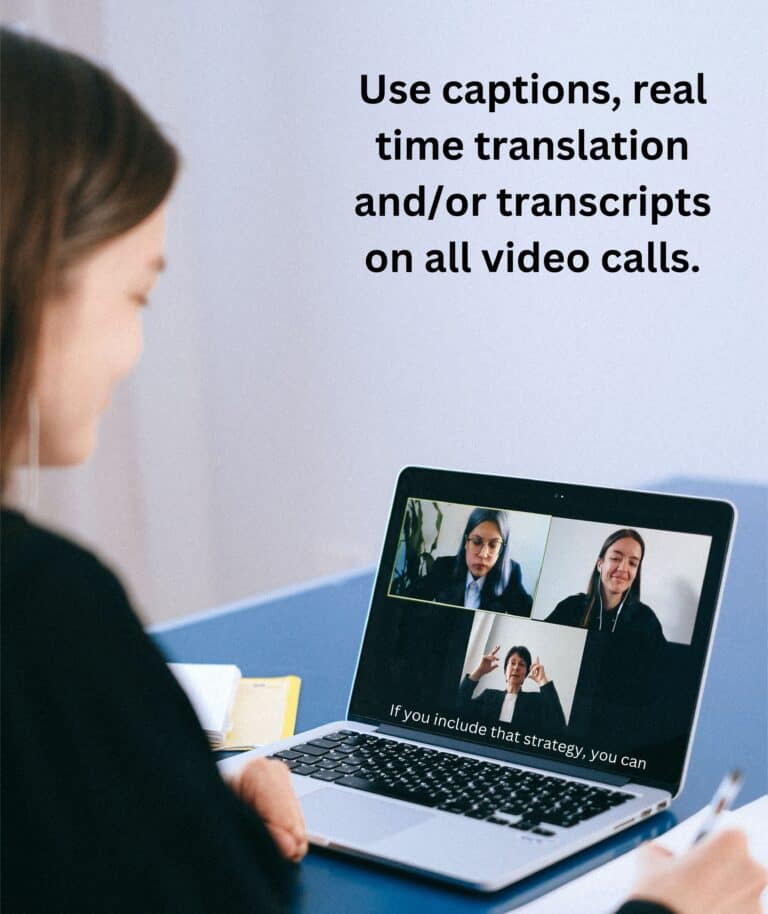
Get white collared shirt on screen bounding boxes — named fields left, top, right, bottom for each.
left=465, top=573, right=486, bottom=609
left=499, top=691, right=519, bottom=723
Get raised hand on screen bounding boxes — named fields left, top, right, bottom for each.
left=470, top=644, right=501, bottom=681
left=528, top=655, right=550, bottom=686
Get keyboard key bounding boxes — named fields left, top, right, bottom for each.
left=293, top=744, right=328, bottom=757
left=438, top=800, right=472, bottom=813
left=310, top=770, right=344, bottom=782
left=327, top=746, right=354, bottom=757
left=308, top=739, right=340, bottom=750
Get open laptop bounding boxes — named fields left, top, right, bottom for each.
left=220, top=467, right=734, bottom=891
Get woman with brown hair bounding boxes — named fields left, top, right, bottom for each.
left=1, top=27, right=763, bottom=914
left=546, top=528, right=665, bottom=644
left=1, top=28, right=304, bottom=913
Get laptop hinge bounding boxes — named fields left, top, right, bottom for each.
left=376, top=724, right=631, bottom=786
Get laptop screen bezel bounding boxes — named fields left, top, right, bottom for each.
left=346, top=466, right=735, bottom=797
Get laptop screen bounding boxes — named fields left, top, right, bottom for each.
left=348, top=468, right=734, bottom=794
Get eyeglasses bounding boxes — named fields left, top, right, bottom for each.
left=465, top=535, right=504, bottom=555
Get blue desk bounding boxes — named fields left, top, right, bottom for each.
left=152, top=480, right=767, bottom=913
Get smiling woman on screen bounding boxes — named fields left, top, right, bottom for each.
left=546, top=528, right=665, bottom=645
left=1, top=27, right=763, bottom=914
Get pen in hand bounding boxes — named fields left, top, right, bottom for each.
left=692, top=769, right=743, bottom=845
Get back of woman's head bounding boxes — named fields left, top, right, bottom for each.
left=0, top=28, right=178, bottom=488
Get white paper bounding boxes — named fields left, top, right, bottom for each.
left=511, top=795, right=768, bottom=914
left=168, top=662, right=241, bottom=745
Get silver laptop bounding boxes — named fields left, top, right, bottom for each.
left=220, top=467, right=734, bottom=891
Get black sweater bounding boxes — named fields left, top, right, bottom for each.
left=1, top=509, right=292, bottom=913
left=546, top=592, right=665, bottom=647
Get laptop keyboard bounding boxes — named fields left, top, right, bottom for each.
left=271, top=730, right=634, bottom=834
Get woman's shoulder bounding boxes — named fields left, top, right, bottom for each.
left=429, top=555, right=456, bottom=576
left=417, top=555, right=455, bottom=586
left=1, top=508, right=193, bottom=749
left=3, top=506, right=117, bottom=566
left=547, top=592, right=587, bottom=620
left=1, top=508, right=137, bottom=632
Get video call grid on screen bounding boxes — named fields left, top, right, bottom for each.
left=349, top=469, right=734, bottom=791
left=388, top=496, right=712, bottom=645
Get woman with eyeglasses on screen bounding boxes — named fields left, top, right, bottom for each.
left=407, top=507, right=533, bottom=616
left=1, top=28, right=764, bottom=914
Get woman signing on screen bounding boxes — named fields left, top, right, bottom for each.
left=457, top=644, right=566, bottom=732
left=546, top=529, right=665, bottom=644
left=408, top=508, right=532, bottom=615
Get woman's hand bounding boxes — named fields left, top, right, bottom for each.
left=628, top=829, right=768, bottom=914
left=528, top=656, right=550, bottom=686
left=469, top=644, right=500, bottom=681
left=230, top=757, right=308, bottom=863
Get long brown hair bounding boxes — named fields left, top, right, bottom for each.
left=581, top=528, right=645, bottom=627
left=0, top=28, right=179, bottom=491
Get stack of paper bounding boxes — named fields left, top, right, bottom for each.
left=169, top=663, right=242, bottom=747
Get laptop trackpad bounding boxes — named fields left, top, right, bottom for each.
left=302, top=788, right=434, bottom=845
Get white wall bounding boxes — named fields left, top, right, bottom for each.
left=11, top=0, right=767, bottom=623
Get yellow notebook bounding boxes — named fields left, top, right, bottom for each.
left=223, top=676, right=301, bottom=751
